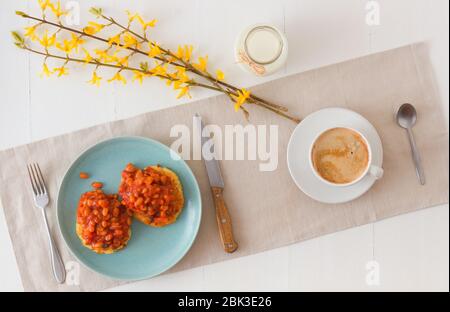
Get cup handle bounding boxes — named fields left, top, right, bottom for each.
left=369, top=165, right=384, bottom=180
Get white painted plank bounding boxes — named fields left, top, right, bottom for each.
left=202, top=247, right=289, bottom=292
left=0, top=0, right=30, bottom=292
left=106, top=267, right=205, bottom=292
left=0, top=0, right=31, bottom=150
left=287, top=224, right=374, bottom=291
left=373, top=205, right=449, bottom=292
left=283, top=0, right=372, bottom=74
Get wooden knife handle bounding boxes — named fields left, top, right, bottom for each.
left=211, top=187, right=238, bottom=253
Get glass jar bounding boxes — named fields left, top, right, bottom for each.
left=235, top=24, right=288, bottom=77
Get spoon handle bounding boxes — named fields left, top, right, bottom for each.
left=407, top=127, right=426, bottom=185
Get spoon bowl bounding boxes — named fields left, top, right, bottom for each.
left=396, top=103, right=417, bottom=129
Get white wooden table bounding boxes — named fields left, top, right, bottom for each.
left=0, top=0, right=448, bottom=292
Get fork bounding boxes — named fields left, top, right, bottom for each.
left=27, top=163, right=66, bottom=284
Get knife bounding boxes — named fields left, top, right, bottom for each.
left=194, top=114, right=238, bottom=253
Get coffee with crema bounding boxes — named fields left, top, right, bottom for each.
left=311, top=128, right=369, bottom=184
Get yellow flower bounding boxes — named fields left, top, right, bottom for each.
left=82, top=48, right=93, bottom=63
left=176, top=86, right=191, bottom=99
left=40, top=63, right=53, bottom=77
left=108, top=71, right=127, bottom=84
left=126, top=11, right=157, bottom=30
left=56, top=39, right=73, bottom=54
left=175, top=45, right=184, bottom=59
left=88, top=71, right=102, bottom=86
left=70, top=33, right=85, bottom=52
left=172, top=80, right=183, bottom=90
left=94, top=49, right=107, bottom=59
left=123, top=32, right=139, bottom=48
left=216, top=70, right=225, bottom=81
left=38, top=31, right=56, bottom=48
left=148, top=43, right=162, bottom=58
left=137, top=17, right=157, bottom=30
left=193, top=56, right=208, bottom=72
left=132, top=71, right=147, bottom=84
left=126, top=11, right=141, bottom=23
left=174, top=45, right=193, bottom=61
left=233, top=88, right=251, bottom=112
left=116, top=56, right=129, bottom=67
left=24, top=25, right=38, bottom=41
left=108, top=34, right=121, bottom=47
left=173, top=66, right=189, bottom=83
left=54, top=66, right=69, bottom=77
left=83, top=21, right=105, bottom=35
left=49, top=1, right=66, bottom=18
left=151, top=62, right=168, bottom=77
left=38, top=0, right=50, bottom=10
left=95, top=49, right=117, bottom=63
left=183, top=45, right=193, bottom=61
left=83, top=27, right=95, bottom=35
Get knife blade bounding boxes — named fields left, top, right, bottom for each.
left=194, top=114, right=238, bottom=253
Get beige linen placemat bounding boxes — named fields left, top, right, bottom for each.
left=0, top=44, right=448, bottom=291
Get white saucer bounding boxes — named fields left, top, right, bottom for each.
left=287, top=108, right=383, bottom=204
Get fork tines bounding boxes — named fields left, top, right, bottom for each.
left=27, top=163, right=47, bottom=195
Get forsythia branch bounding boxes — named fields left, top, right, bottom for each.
left=13, top=1, right=300, bottom=123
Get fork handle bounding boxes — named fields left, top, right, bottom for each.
left=41, top=209, right=66, bottom=284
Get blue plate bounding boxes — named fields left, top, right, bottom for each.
left=57, top=136, right=202, bottom=280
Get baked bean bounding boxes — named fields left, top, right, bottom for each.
left=110, top=222, right=121, bottom=229
left=94, top=242, right=103, bottom=248
left=79, top=172, right=90, bottom=179
left=125, top=163, right=136, bottom=173
left=82, top=208, right=90, bottom=217
left=135, top=197, right=143, bottom=206
left=91, top=182, right=103, bottom=189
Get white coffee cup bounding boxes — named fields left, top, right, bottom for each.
left=309, top=127, right=384, bottom=187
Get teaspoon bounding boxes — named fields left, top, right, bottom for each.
left=396, top=103, right=425, bottom=185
